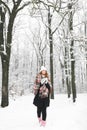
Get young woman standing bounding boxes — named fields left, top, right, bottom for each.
left=33, top=66, right=52, bottom=126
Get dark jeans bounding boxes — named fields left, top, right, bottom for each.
left=37, top=106, right=47, bottom=121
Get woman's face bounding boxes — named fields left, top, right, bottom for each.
left=41, top=70, right=47, bottom=77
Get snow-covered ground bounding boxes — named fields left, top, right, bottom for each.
left=0, top=94, right=87, bottom=130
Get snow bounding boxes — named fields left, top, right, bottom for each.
left=0, top=94, right=87, bottom=130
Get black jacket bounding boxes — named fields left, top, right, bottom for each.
left=33, top=82, right=51, bottom=108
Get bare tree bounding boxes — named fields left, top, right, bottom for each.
left=0, top=0, right=31, bottom=107
left=68, top=1, right=76, bottom=102
left=47, top=6, right=54, bottom=99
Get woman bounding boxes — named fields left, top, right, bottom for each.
left=33, top=66, right=52, bottom=126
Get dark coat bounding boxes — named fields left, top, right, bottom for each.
left=33, top=82, right=51, bottom=108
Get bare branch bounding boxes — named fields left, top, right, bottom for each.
left=12, top=0, right=16, bottom=5
left=52, top=11, right=68, bottom=35
left=39, top=0, right=56, bottom=8
left=39, top=0, right=62, bottom=13
left=16, top=0, right=22, bottom=6
left=16, top=1, right=31, bottom=13
left=0, top=0, right=11, bottom=15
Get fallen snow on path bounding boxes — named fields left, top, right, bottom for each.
left=0, top=94, right=87, bottom=130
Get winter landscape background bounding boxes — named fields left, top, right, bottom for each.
left=0, top=0, right=87, bottom=96
left=0, top=0, right=87, bottom=129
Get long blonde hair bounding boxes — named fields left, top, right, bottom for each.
left=39, top=71, right=50, bottom=82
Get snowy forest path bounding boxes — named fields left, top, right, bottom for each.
left=0, top=94, right=87, bottom=130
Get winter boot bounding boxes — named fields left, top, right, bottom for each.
left=38, top=117, right=42, bottom=123
left=41, top=120, right=46, bottom=127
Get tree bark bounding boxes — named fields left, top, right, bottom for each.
left=64, top=47, right=71, bottom=98
left=1, top=55, right=9, bottom=107
left=70, top=40, right=76, bottom=102
left=1, top=3, right=17, bottom=107
left=84, top=21, right=87, bottom=82
left=48, top=6, right=54, bottom=99
left=68, top=2, right=76, bottom=102
left=0, top=5, right=10, bottom=107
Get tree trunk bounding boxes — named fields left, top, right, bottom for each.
left=71, top=40, right=76, bottom=102
left=84, top=21, right=87, bottom=85
left=1, top=5, right=16, bottom=107
left=64, top=47, right=71, bottom=98
left=68, top=2, right=76, bottom=102
left=50, top=35, right=54, bottom=99
left=1, top=55, right=9, bottom=107
left=0, top=0, right=31, bottom=107
left=48, top=6, right=54, bottom=99
left=0, top=5, right=9, bottom=107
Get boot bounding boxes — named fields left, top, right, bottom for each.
left=41, top=120, right=46, bottom=127
left=38, top=117, right=42, bottom=123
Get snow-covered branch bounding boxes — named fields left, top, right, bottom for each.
left=0, top=0, right=11, bottom=15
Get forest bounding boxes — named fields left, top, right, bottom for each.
left=0, top=0, right=87, bottom=107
